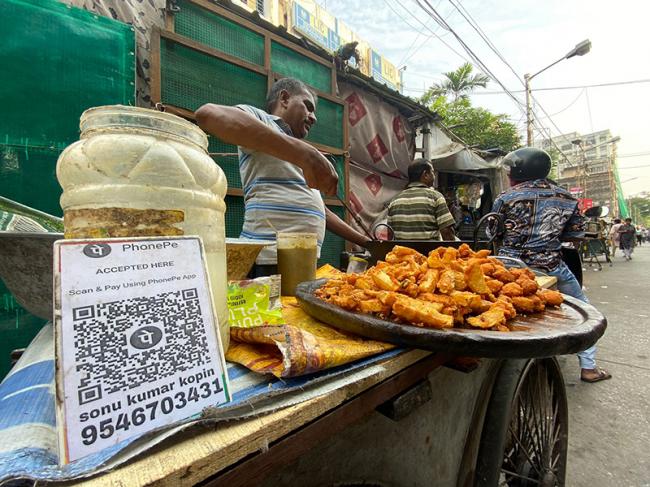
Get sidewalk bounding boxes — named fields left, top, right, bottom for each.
left=562, top=245, right=650, bottom=486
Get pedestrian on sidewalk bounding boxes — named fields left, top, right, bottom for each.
left=609, top=218, right=622, bottom=256
left=492, top=147, right=612, bottom=383
left=618, top=218, right=636, bottom=261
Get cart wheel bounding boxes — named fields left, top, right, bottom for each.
left=475, top=358, right=568, bottom=487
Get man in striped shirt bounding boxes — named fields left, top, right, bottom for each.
left=196, top=78, right=368, bottom=275
left=387, top=159, right=456, bottom=241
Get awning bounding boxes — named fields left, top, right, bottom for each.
left=429, top=142, right=501, bottom=171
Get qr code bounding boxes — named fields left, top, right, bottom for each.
left=72, top=288, right=212, bottom=401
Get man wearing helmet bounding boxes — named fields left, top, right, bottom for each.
left=492, top=147, right=611, bottom=383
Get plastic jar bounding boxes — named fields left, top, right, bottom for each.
left=56, top=105, right=230, bottom=350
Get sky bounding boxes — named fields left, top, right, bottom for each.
left=320, top=0, right=650, bottom=198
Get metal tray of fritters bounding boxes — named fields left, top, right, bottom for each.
left=296, top=279, right=607, bottom=358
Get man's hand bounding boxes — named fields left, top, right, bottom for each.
left=303, top=148, right=338, bottom=196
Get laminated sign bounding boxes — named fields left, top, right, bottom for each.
left=54, top=237, right=230, bottom=464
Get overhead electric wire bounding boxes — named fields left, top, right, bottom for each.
left=413, top=0, right=578, bottom=166
left=395, top=0, right=461, bottom=67
left=386, top=0, right=469, bottom=63
left=500, top=89, right=585, bottom=122
left=402, top=78, right=650, bottom=92
left=394, top=0, right=443, bottom=67
left=433, top=0, right=588, bottom=166
left=618, top=152, right=650, bottom=158
left=415, top=0, right=526, bottom=111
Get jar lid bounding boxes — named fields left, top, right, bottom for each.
left=79, top=105, right=208, bottom=150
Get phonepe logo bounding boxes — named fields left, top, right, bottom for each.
left=129, top=326, right=163, bottom=350
left=83, top=243, right=112, bottom=258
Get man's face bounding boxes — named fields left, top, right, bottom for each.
left=279, top=89, right=317, bottom=139
left=421, top=165, right=435, bottom=187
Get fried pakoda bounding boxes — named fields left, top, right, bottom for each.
left=511, top=295, right=545, bottom=314
left=537, top=289, right=564, bottom=306
left=481, top=263, right=497, bottom=277
left=486, top=278, right=504, bottom=294
left=417, top=268, right=440, bottom=293
left=437, top=269, right=457, bottom=294
left=516, top=275, right=539, bottom=295
left=392, top=295, right=454, bottom=329
left=466, top=262, right=490, bottom=295
left=315, top=244, right=564, bottom=333
left=493, top=268, right=516, bottom=283
left=467, top=305, right=507, bottom=329
left=500, top=282, right=524, bottom=297
left=510, top=267, right=536, bottom=280
left=370, top=270, right=400, bottom=292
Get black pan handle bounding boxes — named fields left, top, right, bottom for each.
left=372, top=223, right=395, bottom=241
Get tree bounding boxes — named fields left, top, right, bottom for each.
left=546, top=146, right=560, bottom=181
left=628, top=194, right=650, bottom=226
left=427, top=96, right=521, bottom=152
left=421, top=62, right=490, bottom=104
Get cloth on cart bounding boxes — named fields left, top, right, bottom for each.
left=227, top=296, right=395, bottom=378
left=226, top=266, right=395, bottom=378
left=0, top=324, right=403, bottom=483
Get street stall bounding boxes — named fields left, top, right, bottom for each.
left=0, top=1, right=607, bottom=486
left=0, top=217, right=606, bottom=486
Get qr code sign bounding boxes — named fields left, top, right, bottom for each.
left=73, top=288, right=212, bottom=402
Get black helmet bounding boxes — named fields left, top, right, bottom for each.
left=503, top=147, right=551, bottom=181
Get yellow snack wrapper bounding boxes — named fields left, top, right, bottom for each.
left=227, top=275, right=284, bottom=328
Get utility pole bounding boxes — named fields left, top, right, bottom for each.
left=523, top=40, right=591, bottom=148
left=525, top=74, right=533, bottom=146
left=609, top=145, right=617, bottom=216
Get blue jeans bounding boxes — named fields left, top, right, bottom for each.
left=540, top=261, right=597, bottom=370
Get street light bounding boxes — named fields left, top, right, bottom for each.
left=524, top=39, right=592, bottom=145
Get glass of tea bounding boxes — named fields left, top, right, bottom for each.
left=276, top=232, right=318, bottom=296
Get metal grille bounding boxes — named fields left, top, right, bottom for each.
left=307, top=97, right=344, bottom=149
left=271, top=41, right=331, bottom=93
left=175, top=0, right=265, bottom=66
left=256, top=0, right=265, bottom=16
left=208, top=136, right=241, bottom=189
left=161, top=38, right=267, bottom=112
left=0, top=0, right=134, bottom=151
left=0, top=145, right=63, bottom=217
left=225, top=195, right=246, bottom=238
left=329, top=154, right=345, bottom=199
left=319, top=205, right=346, bottom=268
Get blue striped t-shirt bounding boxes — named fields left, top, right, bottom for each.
left=236, top=104, right=326, bottom=264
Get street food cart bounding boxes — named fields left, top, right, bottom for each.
left=0, top=225, right=605, bottom=486
left=0, top=2, right=606, bottom=485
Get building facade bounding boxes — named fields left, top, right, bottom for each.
left=535, top=130, right=620, bottom=215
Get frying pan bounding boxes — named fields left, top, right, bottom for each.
left=363, top=212, right=504, bottom=264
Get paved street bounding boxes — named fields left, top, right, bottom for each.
left=561, top=245, right=650, bottom=486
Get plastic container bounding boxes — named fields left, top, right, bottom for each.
left=56, top=105, right=230, bottom=350
left=276, top=232, right=317, bottom=296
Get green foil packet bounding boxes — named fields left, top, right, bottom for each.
left=227, top=275, right=284, bottom=327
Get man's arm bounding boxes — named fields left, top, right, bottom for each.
left=432, top=192, right=456, bottom=240
left=325, top=207, right=370, bottom=247
left=195, top=104, right=337, bottom=195
left=560, top=204, right=586, bottom=242
left=440, top=224, right=455, bottom=241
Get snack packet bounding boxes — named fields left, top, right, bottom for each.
left=227, top=275, right=284, bottom=328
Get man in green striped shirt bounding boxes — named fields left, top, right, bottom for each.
left=387, top=159, right=456, bottom=240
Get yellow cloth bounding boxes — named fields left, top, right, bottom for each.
left=225, top=265, right=395, bottom=378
